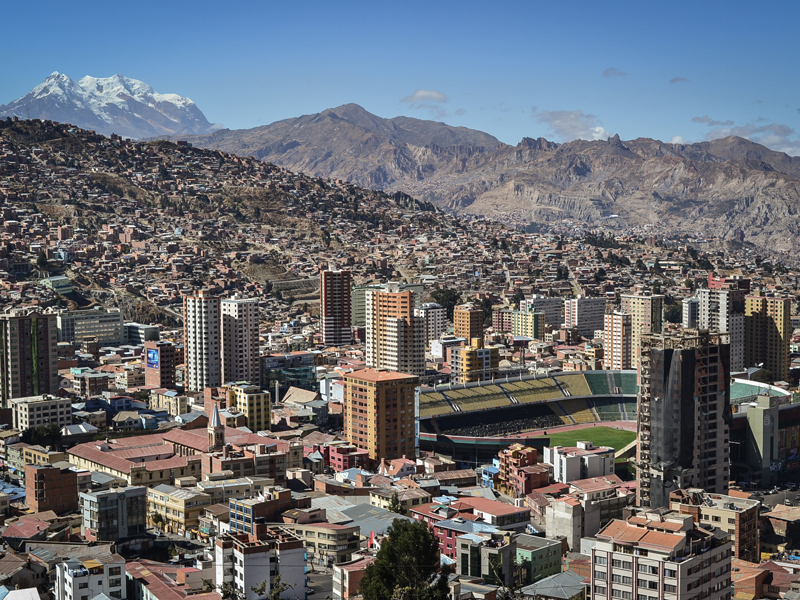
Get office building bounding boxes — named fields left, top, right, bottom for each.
left=744, top=291, right=791, bottom=382
left=225, top=382, right=271, bottom=433
left=669, top=488, right=760, bottom=563
left=144, top=340, right=180, bottom=388
left=184, top=290, right=221, bottom=392
left=682, top=296, right=699, bottom=329
left=520, top=295, right=564, bottom=328
left=146, top=484, right=212, bottom=535
left=0, top=308, right=59, bottom=407
left=450, top=338, right=499, bottom=385
left=80, top=486, right=147, bottom=541
left=603, top=311, right=631, bottom=370
left=543, top=442, right=615, bottom=483
left=12, top=394, right=72, bottom=430
left=321, top=269, right=352, bottom=346
left=351, top=282, right=423, bottom=327
left=697, top=287, right=745, bottom=372
left=55, top=554, right=127, bottom=600
left=55, top=307, right=124, bottom=345
left=591, top=510, right=732, bottom=600
left=26, top=463, right=78, bottom=514
left=511, top=310, right=546, bottom=340
left=216, top=531, right=306, bottom=600
left=221, top=295, right=260, bottom=384
left=365, top=283, right=425, bottom=376
left=620, top=292, right=664, bottom=364
left=344, top=368, right=419, bottom=463
left=453, top=304, right=484, bottom=341
left=564, top=296, right=606, bottom=338
left=456, top=531, right=516, bottom=588
left=416, top=302, right=446, bottom=348
left=636, top=329, right=731, bottom=508
left=124, top=322, right=159, bottom=345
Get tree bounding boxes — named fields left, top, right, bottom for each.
left=388, top=492, right=404, bottom=514
left=510, top=289, right=525, bottom=310
left=635, top=258, right=646, bottom=271
left=36, top=250, right=48, bottom=270
left=594, top=267, right=607, bottom=283
left=360, top=519, right=449, bottom=600
left=430, top=288, right=461, bottom=321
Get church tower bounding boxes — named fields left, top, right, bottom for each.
left=208, top=403, right=225, bottom=452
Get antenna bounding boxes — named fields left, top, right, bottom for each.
left=26, top=104, right=30, bottom=120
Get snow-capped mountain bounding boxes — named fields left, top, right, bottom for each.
left=0, top=72, right=218, bottom=139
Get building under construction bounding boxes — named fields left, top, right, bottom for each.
left=636, top=329, right=731, bottom=508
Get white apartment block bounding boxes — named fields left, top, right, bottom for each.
left=520, top=295, right=564, bottom=328
left=591, top=510, right=732, bottom=600
left=56, top=555, right=127, bottom=600
left=221, top=295, right=260, bottom=384
left=56, top=307, right=124, bottom=345
left=543, top=442, right=615, bottom=483
left=697, top=288, right=745, bottom=372
left=416, top=302, right=446, bottom=348
left=682, top=296, right=699, bottom=330
left=564, top=296, right=607, bottom=338
left=365, top=285, right=425, bottom=376
left=12, top=394, right=73, bottom=430
left=603, top=311, right=632, bottom=370
left=184, top=290, right=221, bottom=392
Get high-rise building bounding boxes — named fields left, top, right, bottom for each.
left=603, top=311, right=631, bottom=370
left=0, top=308, right=59, bottom=407
left=697, top=288, right=745, bottom=372
left=636, top=329, right=731, bottom=508
left=620, top=292, right=664, bottom=364
left=221, top=295, right=259, bottom=384
left=520, top=295, right=563, bottom=328
left=416, top=302, right=446, bottom=348
left=564, top=296, right=607, bottom=338
left=682, top=296, right=699, bottom=329
left=351, top=282, right=423, bottom=327
left=745, top=291, right=791, bottom=382
left=320, top=270, right=352, bottom=346
left=451, top=338, right=500, bottom=384
left=511, top=310, right=546, bottom=340
left=184, top=290, right=221, bottom=392
left=365, top=283, right=425, bottom=376
left=344, top=368, right=419, bottom=463
left=55, top=307, right=124, bottom=345
left=453, top=304, right=485, bottom=341
left=591, top=510, right=732, bottom=600
left=144, top=340, right=179, bottom=388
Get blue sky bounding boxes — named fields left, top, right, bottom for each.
left=2, top=1, right=799, bottom=153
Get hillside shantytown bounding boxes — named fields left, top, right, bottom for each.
left=2, top=117, right=800, bottom=600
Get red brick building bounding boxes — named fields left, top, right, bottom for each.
left=25, top=464, right=78, bottom=514
left=144, top=340, right=181, bottom=388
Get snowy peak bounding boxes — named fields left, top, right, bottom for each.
left=0, top=72, right=217, bottom=139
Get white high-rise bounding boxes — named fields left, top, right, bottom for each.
left=221, top=295, right=260, bottom=384
left=564, top=296, right=607, bottom=338
left=603, top=311, right=631, bottom=370
left=682, top=296, right=699, bottom=329
left=416, top=302, right=446, bottom=348
left=697, top=288, right=745, bottom=372
left=365, top=283, right=425, bottom=376
left=184, top=290, right=221, bottom=392
left=520, top=295, right=563, bottom=328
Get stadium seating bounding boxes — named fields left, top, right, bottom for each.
left=585, top=372, right=612, bottom=395
left=499, top=378, right=561, bottom=404
left=442, top=385, right=511, bottom=412
left=419, top=392, right=455, bottom=417
left=556, top=398, right=600, bottom=424
left=553, top=373, right=592, bottom=397
left=593, top=397, right=623, bottom=421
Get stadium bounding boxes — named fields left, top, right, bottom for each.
left=418, top=370, right=800, bottom=484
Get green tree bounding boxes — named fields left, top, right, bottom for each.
left=388, top=492, right=404, bottom=514
left=510, top=289, right=525, bottom=310
left=36, top=250, right=48, bottom=270
left=360, top=519, right=449, bottom=600
left=594, top=267, right=607, bottom=283
left=635, top=258, right=646, bottom=271
left=664, top=304, right=682, bottom=324
left=430, top=288, right=461, bottom=321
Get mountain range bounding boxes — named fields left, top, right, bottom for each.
left=179, top=104, right=800, bottom=249
left=0, top=72, right=217, bottom=139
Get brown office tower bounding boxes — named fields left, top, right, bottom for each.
left=321, top=270, right=352, bottom=346
left=453, top=304, right=485, bottom=342
left=745, top=291, right=791, bottom=382
left=0, top=308, right=59, bottom=407
left=636, top=329, right=731, bottom=508
left=344, top=368, right=419, bottom=464
left=145, top=340, right=179, bottom=388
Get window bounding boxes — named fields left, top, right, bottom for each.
left=78, top=584, right=88, bottom=590
left=595, top=555, right=607, bottom=565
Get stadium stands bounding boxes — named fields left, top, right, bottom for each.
left=442, top=385, right=511, bottom=412
left=553, top=373, right=592, bottom=397
left=498, top=378, right=562, bottom=404
left=419, top=392, right=454, bottom=418
left=555, top=398, right=597, bottom=424
left=585, top=372, right=612, bottom=395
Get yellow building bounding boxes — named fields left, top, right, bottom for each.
left=226, top=383, right=271, bottom=432
left=344, top=369, right=419, bottom=464
left=369, top=487, right=432, bottom=516
left=745, top=292, right=791, bottom=382
left=147, top=484, right=212, bottom=535
left=23, top=445, right=67, bottom=467
left=451, top=338, right=500, bottom=384
left=454, top=304, right=485, bottom=341
left=511, top=310, right=546, bottom=339
left=150, top=390, right=190, bottom=417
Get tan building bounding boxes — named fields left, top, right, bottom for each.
left=511, top=310, right=546, bottom=339
left=365, top=284, right=425, bottom=376
left=12, top=394, right=72, bottom=430
left=225, top=383, right=271, bottom=432
left=603, top=311, right=631, bottom=370
left=344, top=368, right=419, bottom=463
left=453, top=304, right=484, bottom=341
left=369, top=487, right=432, bottom=515
left=450, top=338, right=499, bottom=384
left=293, top=521, right=360, bottom=566
left=150, top=389, right=190, bottom=416
left=147, top=484, right=212, bottom=535
left=620, top=292, right=664, bottom=364
left=745, top=292, right=791, bottom=381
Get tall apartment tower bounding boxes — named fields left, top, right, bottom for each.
left=520, top=295, right=564, bottom=328
left=603, top=311, right=631, bottom=370
left=0, top=308, right=59, bottom=407
left=745, top=291, right=791, bottom=382
left=344, top=368, right=419, bottom=463
left=184, top=290, right=221, bottom=392
left=320, top=269, right=352, bottom=346
left=564, top=296, right=607, bottom=338
left=365, top=284, right=426, bottom=376
left=453, top=304, right=484, bottom=341
left=221, top=295, right=260, bottom=384
left=351, top=282, right=423, bottom=327
left=620, top=292, right=664, bottom=364
left=697, top=287, right=745, bottom=372
left=682, top=296, right=699, bottom=329
left=636, top=329, right=731, bottom=508
left=416, top=302, right=446, bottom=348
left=451, top=338, right=500, bottom=384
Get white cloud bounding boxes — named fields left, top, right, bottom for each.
left=706, top=122, right=800, bottom=155
left=400, top=89, right=449, bottom=103
left=669, top=77, right=689, bottom=84
left=533, top=107, right=610, bottom=141
left=603, top=67, right=627, bottom=77
left=670, top=135, right=686, bottom=144
left=692, top=115, right=734, bottom=126
left=455, top=108, right=466, bottom=116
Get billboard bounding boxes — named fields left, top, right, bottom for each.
left=146, top=348, right=160, bottom=369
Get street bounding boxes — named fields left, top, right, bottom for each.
left=306, top=572, right=333, bottom=599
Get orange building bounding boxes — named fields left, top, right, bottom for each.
left=453, top=304, right=484, bottom=341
